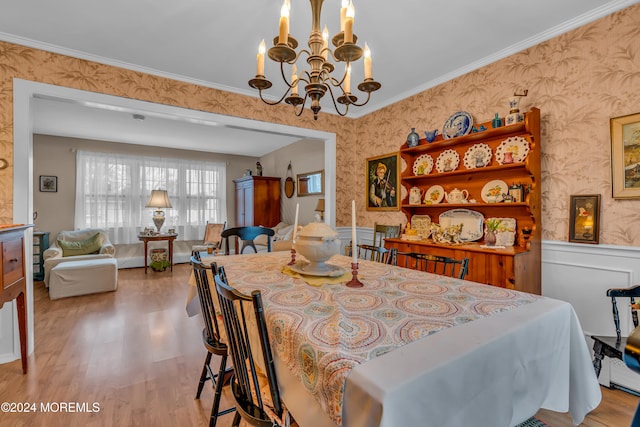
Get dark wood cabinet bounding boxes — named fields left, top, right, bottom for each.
left=387, top=108, right=541, bottom=294
left=0, top=224, right=32, bottom=373
left=233, top=176, right=281, bottom=228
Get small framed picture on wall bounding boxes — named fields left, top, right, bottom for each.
left=39, top=175, right=57, bottom=192
left=568, top=194, right=600, bottom=244
left=366, top=152, right=400, bottom=211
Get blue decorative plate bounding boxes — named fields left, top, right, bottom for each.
left=442, top=111, right=473, bottom=139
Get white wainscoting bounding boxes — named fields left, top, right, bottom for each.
left=542, top=240, right=640, bottom=392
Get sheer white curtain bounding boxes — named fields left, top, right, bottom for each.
left=75, top=150, right=226, bottom=244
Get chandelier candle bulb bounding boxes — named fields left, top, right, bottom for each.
left=344, top=2, right=354, bottom=43
left=340, top=0, right=349, bottom=31
left=364, top=43, right=372, bottom=79
left=279, top=0, right=290, bottom=45
left=291, top=64, right=298, bottom=95
left=257, top=40, right=266, bottom=76
left=351, top=199, right=357, bottom=264
left=322, top=26, right=329, bottom=60
left=293, top=202, right=299, bottom=243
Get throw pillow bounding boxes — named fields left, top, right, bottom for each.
left=57, top=233, right=103, bottom=257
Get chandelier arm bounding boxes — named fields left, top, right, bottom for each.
left=293, top=92, right=309, bottom=116
left=325, top=84, right=349, bottom=117
left=258, top=88, right=291, bottom=106
left=278, top=61, right=294, bottom=90
left=348, top=90, right=372, bottom=107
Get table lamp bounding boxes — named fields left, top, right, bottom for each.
left=315, top=198, right=325, bottom=221
left=145, top=190, right=172, bottom=234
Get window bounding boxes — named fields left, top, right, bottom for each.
left=75, top=150, right=226, bottom=244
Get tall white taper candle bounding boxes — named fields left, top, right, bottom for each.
left=293, top=202, right=299, bottom=244
left=352, top=200, right=357, bottom=264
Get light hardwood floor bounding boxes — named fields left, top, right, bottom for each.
left=0, top=263, right=637, bottom=427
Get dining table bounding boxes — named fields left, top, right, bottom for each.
left=185, top=251, right=601, bottom=427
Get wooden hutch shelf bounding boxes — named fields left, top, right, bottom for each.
left=386, top=108, right=541, bottom=294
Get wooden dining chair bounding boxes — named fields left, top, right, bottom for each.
left=213, top=265, right=292, bottom=427
left=192, top=222, right=226, bottom=254
left=591, top=285, right=640, bottom=382
left=191, top=256, right=235, bottom=427
left=221, top=226, right=275, bottom=255
left=352, top=244, right=397, bottom=265
left=397, top=251, right=469, bottom=279
left=372, top=223, right=402, bottom=247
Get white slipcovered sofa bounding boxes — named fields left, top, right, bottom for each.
left=254, top=222, right=294, bottom=252
left=43, top=228, right=116, bottom=287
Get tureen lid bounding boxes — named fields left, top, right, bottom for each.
left=297, top=222, right=338, bottom=238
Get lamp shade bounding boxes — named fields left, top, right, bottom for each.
left=315, top=198, right=325, bottom=212
left=145, top=190, right=172, bottom=209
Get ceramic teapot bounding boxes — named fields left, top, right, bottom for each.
left=445, top=188, right=469, bottom=204
left=409, top=186, right=424, bottom=205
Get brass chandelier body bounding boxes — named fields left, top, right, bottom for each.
left=248, top=0, right=381, bottom=120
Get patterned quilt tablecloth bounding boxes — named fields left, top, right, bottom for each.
left=212, top=252, right=540, bottom=425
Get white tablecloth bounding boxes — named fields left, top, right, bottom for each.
left=187, top=253, right=601, bottom=426
left=342, top=297, right=600, bottom=427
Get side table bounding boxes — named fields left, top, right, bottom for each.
left=138, top=233, right=177, bottom=274
left=0, top=224, right=32, bottom=374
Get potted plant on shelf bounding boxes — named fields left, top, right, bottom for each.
left=484, top=218, right=502, bottom=247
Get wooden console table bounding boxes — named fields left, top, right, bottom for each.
left=138, top=233, right=177, bottom=274
left=0, top=224, right=32, bottom=374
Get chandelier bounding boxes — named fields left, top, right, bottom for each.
left=249, top=0, right=381, bottom=120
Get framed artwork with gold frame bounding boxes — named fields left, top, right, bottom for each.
left=568, top=194, right=600, bottom=244
left=611, top=112, right=640, bottom=199
left=366, top=152, right=400, bottom=211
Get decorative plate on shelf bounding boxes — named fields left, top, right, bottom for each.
left=481, top=179, right=508, bottom=203
left=439, top=209, right=485, bottom=242
left=495, top=136, right=530, bottom=164
left=485, top=217, right=517, bottom=247
left=412, top=154, right=434, bottom=176
left=435, top=149, right=460, bottom=173
left=401, top=184, right=408, bottom=202
left=442, top=111, right=473, bottom=139
left=411, top=214, right=432, bottom=239
left=424, top=185, right=445, bottom=204
left=463, top=143, right=492, bottom=169
left=400, top=156, right=408, bottom=173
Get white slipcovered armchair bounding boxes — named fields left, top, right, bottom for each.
left=43, top=228, right=116, bottom=286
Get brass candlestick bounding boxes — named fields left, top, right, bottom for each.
left=346, top=262, right=363, bottom=288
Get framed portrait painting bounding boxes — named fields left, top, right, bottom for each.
left=568, top=194, right=600, bottom=244
left=611, top=112, right=640, bottom=198
left=366, top=152, right=400, bottom=211
left=39, top=175, right=57, bottom=192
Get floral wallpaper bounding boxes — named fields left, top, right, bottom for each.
left=354, top=3, right=640, bottom=246
left=0, top=4, right=639, bottom=245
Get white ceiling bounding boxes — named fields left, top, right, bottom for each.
left=1, top=0, right=635, bottom=155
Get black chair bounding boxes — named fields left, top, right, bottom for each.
left=372, top=223, right=402, bottom=247
left=350, top=243, right=397, bottom=265
left=221, top=226, right=275, bottom=255
left=213, top=265, right=290, bottom=427
left=191, top=256, right=235, bottom=427
left=591, top=285, right=640, bottom=383
left=625, top=326, right=640, bottom=424
left=397, top=252, right=469, bottom=279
